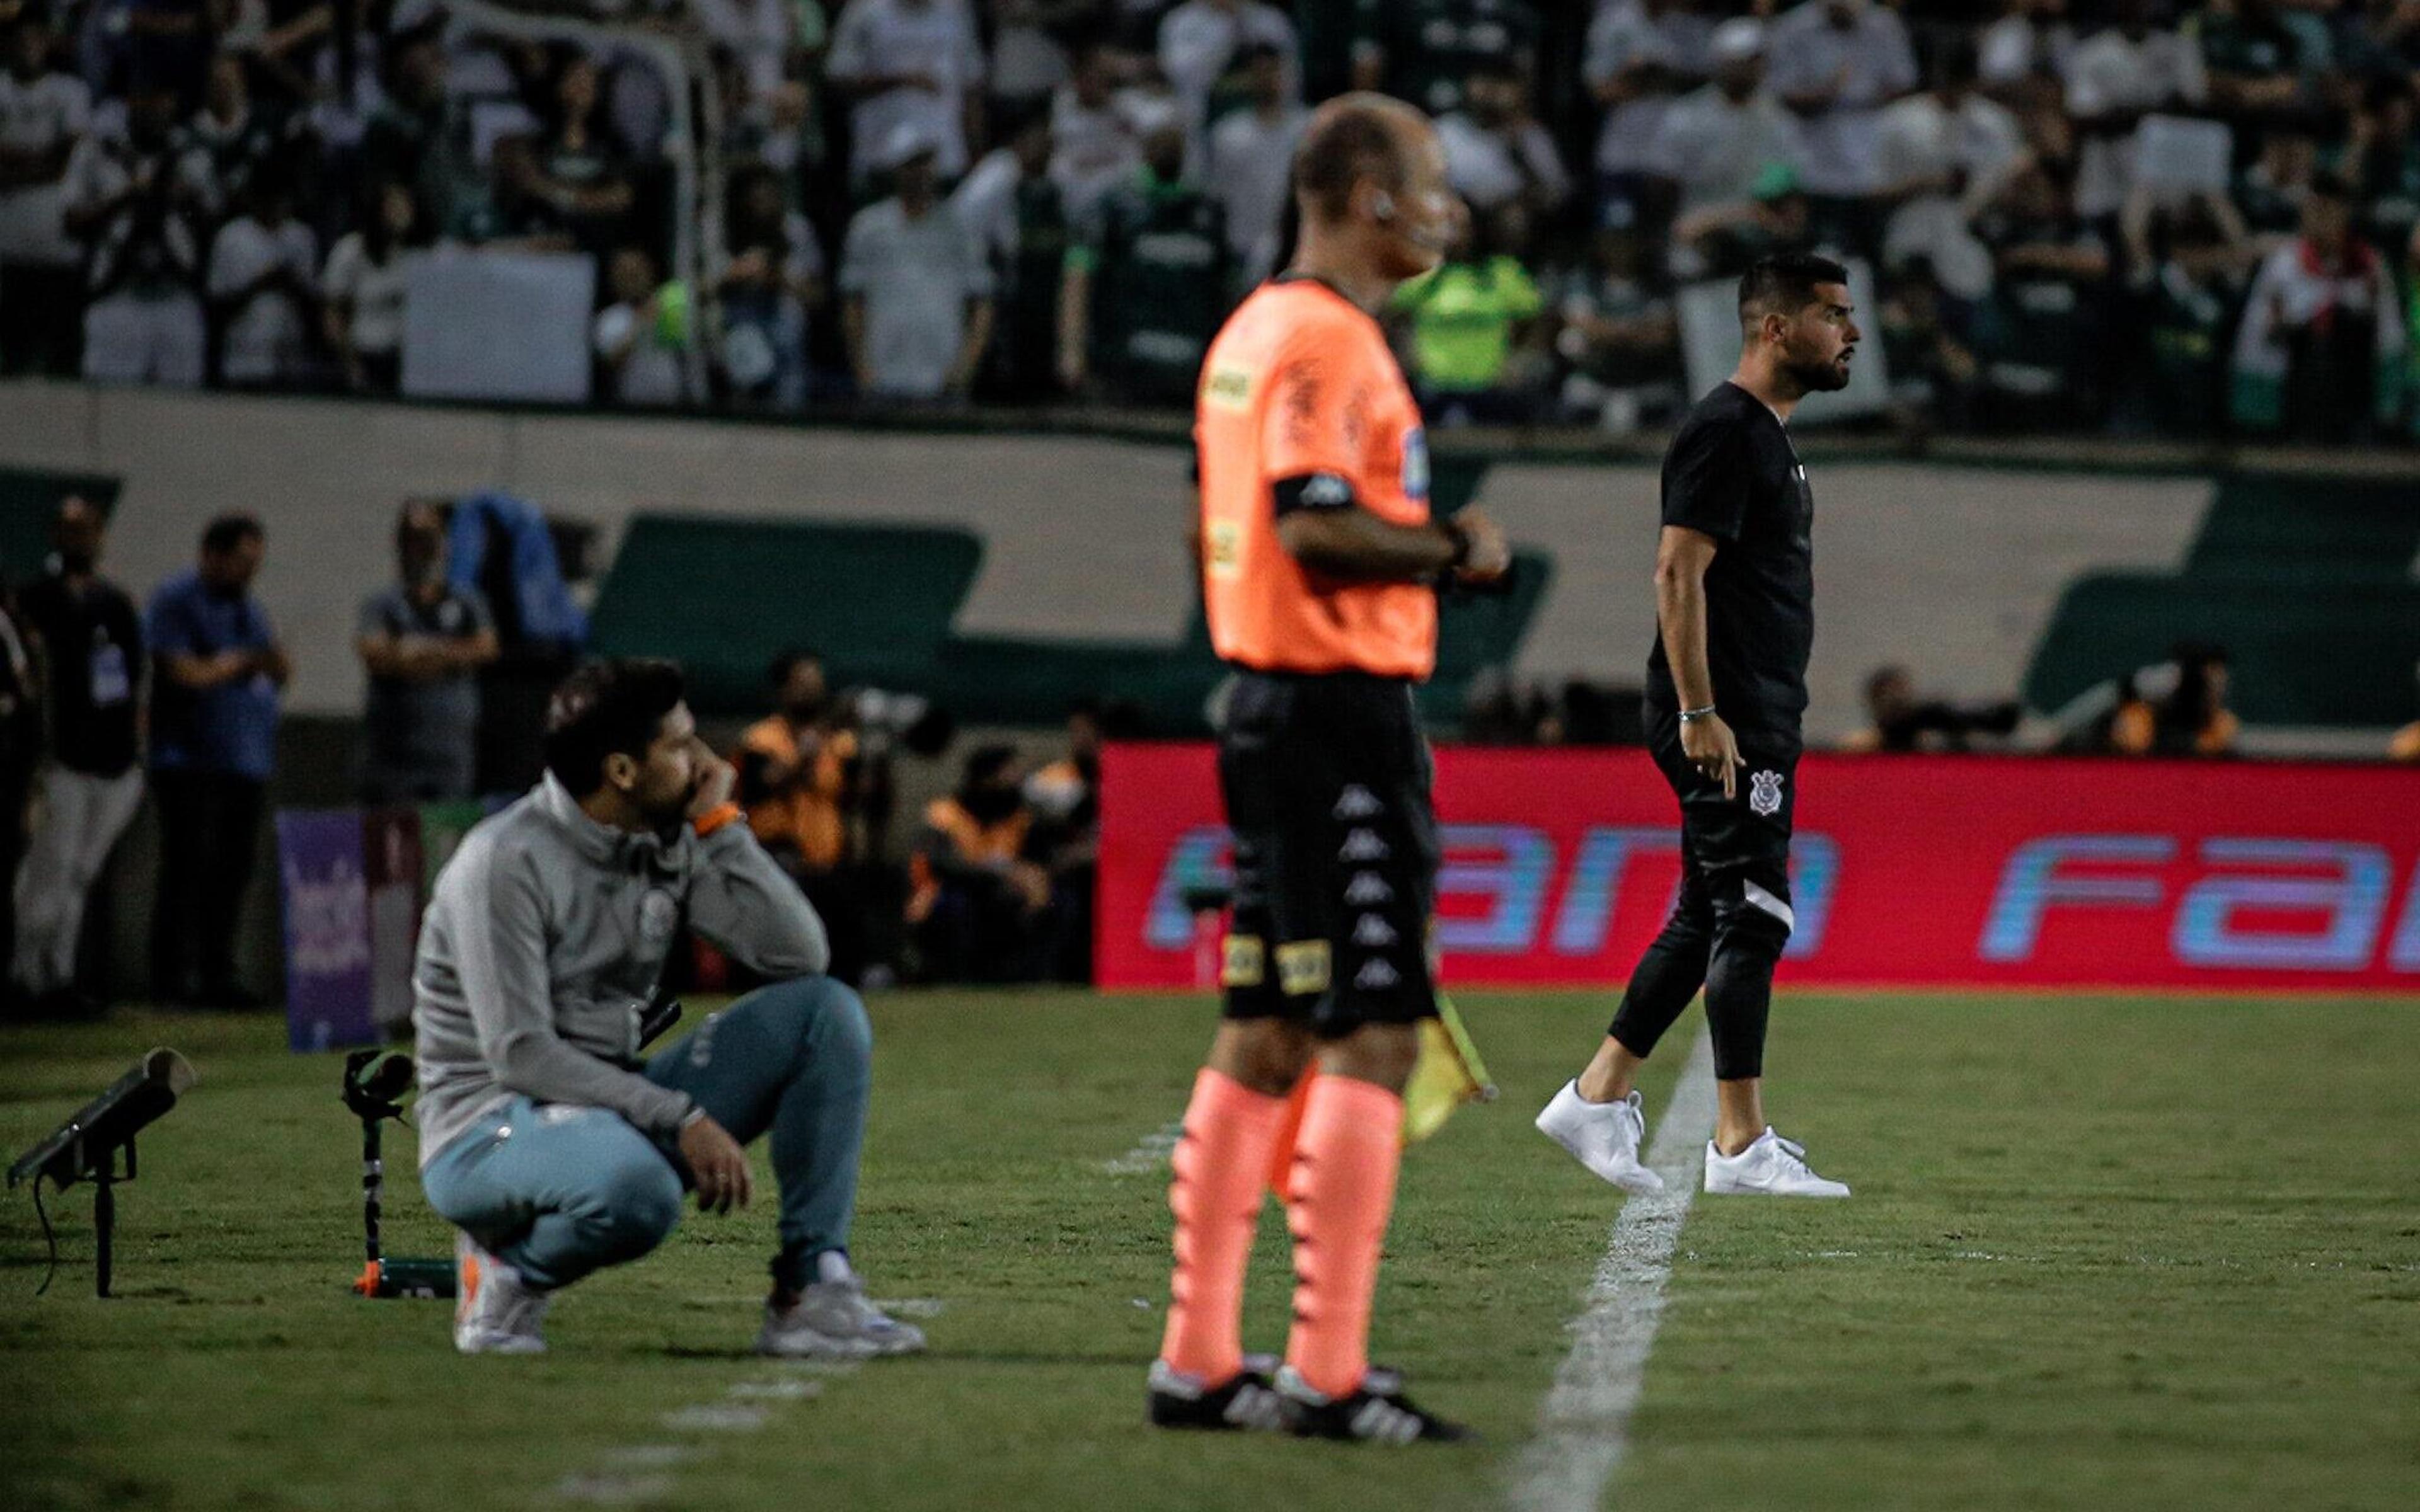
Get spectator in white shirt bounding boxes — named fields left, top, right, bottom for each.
left=1644, top=19, right=1803, bottom=217
left=206, top=169, right=317, bottom=387
left=0, top=11, right=91, bottom=375
left=65, top=88, right=209, bottom=387
left=2061, top=0, right=2208, bottom=221
left=321, top=178, right=418, bottom=393
left=1048, top=42, right=1141, bottom=225
left=1976, top=0, right=2075, bottom=97
left=1201, top=42, right=1303, bottom=285
left=839, top=121, right=994, bottom=399
left=1586, top=0, right=1709, bottom=213
left=1765, top=0, right=1918, bottom=219
left=1876, top=38, right=2026, bottom=300
left=826, top=0, right=986, bottom=187
left=986, top=0, right=1071, bottom=123
left=596, top=243, right=691, bottom=408
left=693, top=0, right=802, bottom=106
left=1156, top=0, right=1294, bottom=154
left=1438, top=59, right=1570, bottom=218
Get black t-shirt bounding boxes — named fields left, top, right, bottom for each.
left=1644, top=381, right=1814, bottom=738
left=17, top=570, right=144, bottom=777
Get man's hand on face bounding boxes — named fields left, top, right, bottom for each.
left=686, top=740, right=739, bottom=821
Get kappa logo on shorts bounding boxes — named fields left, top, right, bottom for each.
left=1749, top=769, right=1785, bottom=817
left=1344, top=871, right=1394, bottom=905
left=1277, top=940, right=1332, bottom=997
left=1354, top=958, right=1400, bottom=991
left=1334, top=784, right=1382, bottom=820
left=1340, top=828, right=1390, bottom=862
left=1353, top=914, right=1399, bottom=948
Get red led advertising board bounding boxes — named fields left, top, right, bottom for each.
left=1097, top=743, right=2420, bottom=992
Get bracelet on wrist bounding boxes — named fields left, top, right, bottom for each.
left=1678, top=704, right=1717, bottom=723
left=692, top=801, right=744, bottom=837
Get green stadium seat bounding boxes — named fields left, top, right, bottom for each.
left=2025, top=572, right=2420, bottom=728
left=589, top=515, right=984, bottom=716
left=2025, top=471, right=2420, bottom=728
left=2183, top=473, right=2420, bottom=583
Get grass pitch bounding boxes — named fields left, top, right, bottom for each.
left=1, top=990, right=2414, bottom=1511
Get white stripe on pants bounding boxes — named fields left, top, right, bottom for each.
left=13, top=765, right=144, bottom=995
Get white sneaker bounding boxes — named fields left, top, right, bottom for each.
left=1702, top=1128, right=1850, bottom=1198
left=756, top=1280, right=927, bottom=1359
left=1535, top=1080, right=1665, bottom=1194
left=453, top=1231, right=550, bottom=1354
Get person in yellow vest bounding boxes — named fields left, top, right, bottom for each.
left=735, top=650, right=866, bottom=982
left=908, top=743, right=1058, bottom=982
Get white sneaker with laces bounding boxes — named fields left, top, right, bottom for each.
left=757, top=1280, right=927, bottom=1358
left=1702, top=1128, right=1850, bottom=1198
left=453, top=1231, right=551, bottom=1354
left=1535, top=1080, right=1666, bottom=1194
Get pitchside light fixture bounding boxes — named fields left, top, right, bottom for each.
left=8, top=1048, right=197, bottom=1298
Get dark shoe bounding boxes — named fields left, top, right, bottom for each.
left=1147, top=1353, right=1288, bottom=1431
left=1276, top=1365, right=1476, bottom=1445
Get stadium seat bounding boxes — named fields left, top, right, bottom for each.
left=2182, top=474, right=2420, bottom=583
left=2025, top=472, right=2420, bottom=727
left=2026, top=573, right=2420, bottom=728
left=589, top=516, right=984, bottom=716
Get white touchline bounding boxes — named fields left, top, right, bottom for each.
left=1103, top=1118, right=1185, bottom=1176
left=1507, top=1029, right=1719, bottom=1512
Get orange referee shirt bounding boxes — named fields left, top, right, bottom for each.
left=1196, top=276, right=1438, bottom=680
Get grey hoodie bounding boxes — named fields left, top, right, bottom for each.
left=412, top=774, right=829, bottom=1166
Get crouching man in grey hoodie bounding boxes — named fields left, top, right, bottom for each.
left=413, top=657, right=921, bottom=1358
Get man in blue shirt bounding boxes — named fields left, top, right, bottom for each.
left=145, top=513, right=289, bottom=1009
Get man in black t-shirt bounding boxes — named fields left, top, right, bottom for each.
left=10, top=498, right=146, bottom=1016
left=1536, top=252, right=1857, bottom=1200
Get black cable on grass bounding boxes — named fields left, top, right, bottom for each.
left=32, top=1172, right=59, bottom=1296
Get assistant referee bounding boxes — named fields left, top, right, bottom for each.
left=1536, top=252, right=1857, bottom=1200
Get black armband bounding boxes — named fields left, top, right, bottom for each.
left=1440, top=514, right=1473, bottom=570
left=1272, top=472, right=1359, bottom=516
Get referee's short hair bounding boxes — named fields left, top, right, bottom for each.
left=200, top=512, right=264, bottom=555
left=1293, top=93, right=1422, bottom=224
left=545, top=658, right=687, bottom=796
left=1738, top=252, right=1851, bottom=329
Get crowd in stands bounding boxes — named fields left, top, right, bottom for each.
left=0, top=1, right=2416, bottom=441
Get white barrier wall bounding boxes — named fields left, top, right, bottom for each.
left=0, top=382, right=2220, bottom=739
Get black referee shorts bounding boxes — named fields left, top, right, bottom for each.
left=1645, top=704, right=1801, bottom=941
left=1217, top=669, right=1439, bottom=1038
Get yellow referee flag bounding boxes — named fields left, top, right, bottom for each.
left=1402, top=994, right=1495, bottom=1145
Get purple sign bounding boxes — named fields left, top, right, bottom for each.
left=277, top=810, right=376, bottom=1052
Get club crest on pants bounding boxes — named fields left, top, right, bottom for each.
left=1749, top=769, right=1784, bottom=817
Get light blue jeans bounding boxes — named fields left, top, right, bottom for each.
left=420, top=976, right=873, bottom=1292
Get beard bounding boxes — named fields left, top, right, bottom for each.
left=1787, top=350, right=1854, bottom=394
